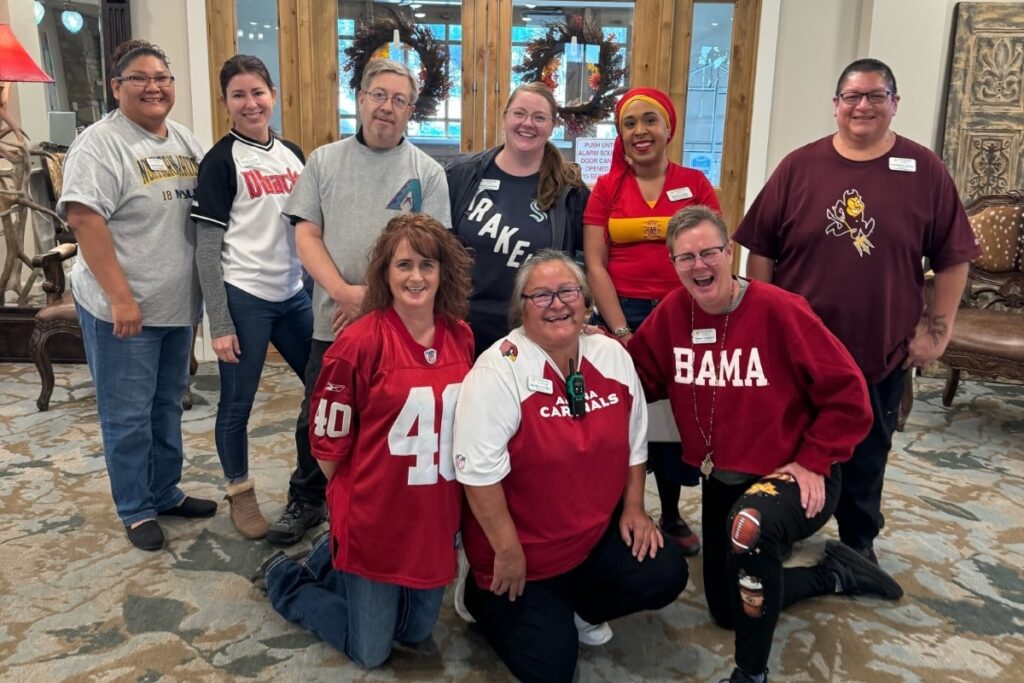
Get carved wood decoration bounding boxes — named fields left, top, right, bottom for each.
left=941, top=2, right=1024, bottom=204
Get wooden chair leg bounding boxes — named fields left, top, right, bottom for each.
left=942, top=368, right=961, bottom=407
left=30, top=324, right=55, bottom=412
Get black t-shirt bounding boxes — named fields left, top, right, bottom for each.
left=453, top=162, right=553, bottom=355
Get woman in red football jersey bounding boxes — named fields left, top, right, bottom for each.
left=255, top=214, right=474, bottom=669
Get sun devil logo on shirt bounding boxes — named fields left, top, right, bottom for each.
left=387, top=179, right=424, bottom=212
left=824, top=189, right=875, bottom=257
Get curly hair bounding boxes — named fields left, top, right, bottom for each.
left=111, top=39, right=170, bottom=77
left=361, top=214, right=472, bottom=322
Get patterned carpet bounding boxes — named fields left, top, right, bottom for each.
left=1, top=361, right=1021, bottom=682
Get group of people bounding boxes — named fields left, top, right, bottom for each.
left=58, top=36, right=978, bottom=683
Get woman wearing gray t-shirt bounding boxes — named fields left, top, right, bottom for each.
left=58, top=40, right=216, bottom=551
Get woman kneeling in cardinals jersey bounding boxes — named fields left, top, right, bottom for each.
left=627, top=206, right=904, bottom=683
left=257, top=214, right=475, bottom=668
left=451, top=249, right=688, bottom=683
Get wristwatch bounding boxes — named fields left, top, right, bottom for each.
left=613, top=325, right=631, bottom=338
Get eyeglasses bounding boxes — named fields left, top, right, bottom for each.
left=115, top=74, right=175, bottom=88
left=363, top=89, right=413, bottom=111
left=522, top=286, right=582, bottom=308
left=836, top=90, right=892, bottom=106
left=507, top=108, right=553, bottom=125
left=670, top=245, right=728, bottom=270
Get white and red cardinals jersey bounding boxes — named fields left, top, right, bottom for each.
left=310, top=307, right=474, bottom=589
left=453, top=327, right=648, bottom=587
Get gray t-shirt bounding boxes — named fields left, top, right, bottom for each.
left=284, top=135, right=451, bottom=341
left=58, top=109, right=205, bottom=326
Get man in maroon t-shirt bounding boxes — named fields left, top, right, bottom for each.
left=734, top=58, right=979, bottom=564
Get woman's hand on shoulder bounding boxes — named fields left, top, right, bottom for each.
left=212, top=334, right=241, bottom=363
left=619, top=507, right=663, bottom=561
left=490, top=544, right=527, bottom=602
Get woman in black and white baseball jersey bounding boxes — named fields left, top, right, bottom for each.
left=191, top=55, right=312, bottom=540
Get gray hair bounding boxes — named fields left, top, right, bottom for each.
left=508, top=249, right=591, bottom=329
left=666, top=205, right=729, bottom=249
left=360, top=58, right=419, bottom=105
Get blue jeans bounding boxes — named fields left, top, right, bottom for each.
left=265, top=534, right=445, bottom=668
left=76, top=302, right=190, bottom=526
left=216, top=284, right=312, bottom=482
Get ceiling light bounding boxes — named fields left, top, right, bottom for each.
left=414, top=12, right=426, bottom=18
left=34, top=1, right=45, bottom=25
left=61, top=8, right=84, bottom=34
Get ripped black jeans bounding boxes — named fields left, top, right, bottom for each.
left=702, top=464, right=842, bottom=675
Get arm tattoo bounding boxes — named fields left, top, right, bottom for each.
left=927, top=314, right=948, bottom=346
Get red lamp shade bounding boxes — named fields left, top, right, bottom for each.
left=0, top=24, right=53, bottom=83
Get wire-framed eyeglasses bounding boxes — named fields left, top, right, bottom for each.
left=363, top=89, right=413, bottom=110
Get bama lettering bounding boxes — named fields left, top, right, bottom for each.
left=673, top=347, right=769, bottom=387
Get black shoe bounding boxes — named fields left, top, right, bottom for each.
left=266, top=498, right=326, bottom=547
left=126, top=520, right=165, bottom=551
left=158, top=496, right=218, bottom=518
left=823, top=540, right=903, bottom=600
left=251, top=550, right=287, bottom=594
left=658, top=516, right=702, bottom=557
left=721, top=666, right=768, bottom=682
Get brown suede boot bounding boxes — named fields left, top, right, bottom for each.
left=226, top=480, right=269, bottom=539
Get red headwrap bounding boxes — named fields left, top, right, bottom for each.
left=606, top=87, right=677, bottom=190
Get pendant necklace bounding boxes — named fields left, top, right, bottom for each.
left=691, top=296, right=731, bottom=478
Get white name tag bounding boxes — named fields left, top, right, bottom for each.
left=692, top=328, right=717, bottom=344
left=146, top=157, right=167, bottom=171
left=667, top=187, right=694, bottom=201
left=527, top=376, right=553, bottom=395
left=479, top=178, right=501, bottom=192
left=888, top=157, right=917, bottom=172
left=237, top=151, right=261, bottom=168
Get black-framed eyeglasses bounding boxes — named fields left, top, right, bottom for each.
left=670, top=245, right=728, bottom=271
left=362, top=89, right=413, bottom=111
left=836, top=90, right=892, bottom=106
left=522, top=286, right=582, bottom=308
left=115, top=74, right=175, bottom=88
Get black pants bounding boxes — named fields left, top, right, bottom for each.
left=703, top=466, right=840, bottom=675
left=465, top=511, right=689, bottom=683
left=835, top=365, right=908, bottom=551
left=288, top=338, right=330, bottom=504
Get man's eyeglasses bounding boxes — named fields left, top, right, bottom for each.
left=507, top=108, right=553, bottom=125
left=115, top=74, right=175, bottom=88
left=836, top=90, right=892, bottom=106
left=670, top=245, right=728, bottom=271
left=522, top=286, right=582, bottom=308
left=363, top=89, right=413, bottom=111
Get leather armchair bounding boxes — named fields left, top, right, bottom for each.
left=938, top=191, right=1024, bottom=406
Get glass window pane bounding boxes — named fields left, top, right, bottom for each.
left=510, top=0, right=634, bottom=175
left=235, top=0, right=283, bottom=134
left=681, top=2, right=734, bottom=187
left=338, top=0, right=462, bottom=163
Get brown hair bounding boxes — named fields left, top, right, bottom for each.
left=362, top=214, right=473, bottom=321
left=111, top=40, right=169, bottom=78
left=504, top=82, right=583, bottom=211
left=219, top=54, right=275, bottom=98
left=666, top=205, right=730, bottom=247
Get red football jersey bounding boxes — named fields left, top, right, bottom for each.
left=310, top=307, right=474, bottom=589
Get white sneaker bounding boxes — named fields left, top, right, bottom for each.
left=453, top=548, right=476, bottom=623
left=574, top=613, right=613, bottom=646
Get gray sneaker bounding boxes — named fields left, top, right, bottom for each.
left=266, top=498, right=326, bottom=547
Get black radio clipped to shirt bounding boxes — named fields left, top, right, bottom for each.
left=566, top=358, right=586, bottom=418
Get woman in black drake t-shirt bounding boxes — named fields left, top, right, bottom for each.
left=446, top=82, right=589, bottom=357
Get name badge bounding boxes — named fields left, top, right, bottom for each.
left=667, top=187, right=694, bottom=201
left=692, top=328, right=717, bottom=344
left=479, top=178, right=501, bottom=192
left=527, top=376, right=553, bottom=394
left=888, top=157, right=917, bottom=172
left=146, top=157, right=167, bottom=172
left=237, top=151, right=261, bottom=168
